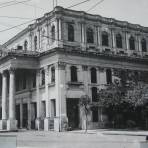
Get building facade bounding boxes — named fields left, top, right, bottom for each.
left=0, top=6, right=148, bottom=131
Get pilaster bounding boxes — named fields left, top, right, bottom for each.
left=44, top=66, right=51, bottom=131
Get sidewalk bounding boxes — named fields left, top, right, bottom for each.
left=68, top=129, right=148, bottom=136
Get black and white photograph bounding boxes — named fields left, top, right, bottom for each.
left=0, top=0, right=148, bottom=147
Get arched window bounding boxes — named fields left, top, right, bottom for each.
left=86, top=27, right=94, bottom=43
left=106, top=69, right=112, bottom=84
left=51, top=25, right=55, bottom=42
left=51, top=67, right=55, bottom=83
left=24, top=40, right=28, bottom=51
left=116, top=34, right=122, bottom=48
left=102, top=31, right=109, bottom=46
left=71, top=66, right=77, bottom=82
left=68, top=24, right=74, bottom=42
left=92, top=87, right=97, bottom=102
left=34, top=36, right=37, bottom=50
left=91, top=68, right=97, bottom=83
left=129, top=36, right=135, bottom=50
left=141, top=38, right=147, bottom=52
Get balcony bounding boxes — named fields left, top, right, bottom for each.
left=67, top=81, right=84, bottom=86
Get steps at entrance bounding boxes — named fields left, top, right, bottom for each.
left=49, top=119, right=54, bottom=130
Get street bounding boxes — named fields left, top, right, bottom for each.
left=0, top=130, right=147, bottom=148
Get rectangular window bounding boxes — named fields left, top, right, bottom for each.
left=41, top=70, right=45, bottom=85
left=51, top=67, right=55, bottom=83
left=106, top=69, right=112, bottom=84
left=92, top=107, right=98, bottom=122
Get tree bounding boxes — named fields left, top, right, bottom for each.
left=79, top=95, right=91, bottom=133
left=97, top=82, right=129, bottom=128
left=97, top=79, right=148, bottom=129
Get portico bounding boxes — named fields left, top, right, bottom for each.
left=0, top=52, right=39, bottom=130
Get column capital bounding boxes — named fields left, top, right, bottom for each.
left=98, top=67, right=105, bottom=72
left=82, top=65, right=88, bottom=71
left=55, top=62, right=66, bottom=70
left=1, top=70, right=7, bottom=76
left=8, top=68, right=16, bottom=74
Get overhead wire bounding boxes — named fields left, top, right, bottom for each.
left=0, top=0, right=104, bottom=33
left=0, top=19, right=35, bottom=33
left=0, top=0, right=17, bottom=6
left=67, top=0, right=91, bottom=9
left=0, top=21, right=23, bottom=30
left=15, top=0, right=48, bottom=11
left=0, top=16, right=33, bottom=20
left=87, top=0, right=105, bottom=12
left=0, top=0, right=31, bottom=9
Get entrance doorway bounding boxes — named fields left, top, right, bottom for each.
left=16, top=105, right=20, bottom=128
left=23, top=104, right=28, bottom=128
left=66, top=98, right=79, bottom=129
left=31, top=103, right=37, bottom=129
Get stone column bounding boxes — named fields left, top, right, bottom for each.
left=37, top=27, right=41, bottom=51
left=125, top=31, right=129, bottom=50
left=111, top=29, right=116, bottom=48
left=46, top=20, right=50, bottom=46
left=81, top=22, right=86, bottom=51
left=35, top=70, right=41, bottom=130
left=54, top=62, right=68, bottom=132
left=97, top=26, right=101, bottom=47
left=58, top=18, right=63, bottom=48
left=44, top=66, right=51, bottom=131
left=0, top=71, right=7, bottom=130
left=135, top=34, right=139, bottom=52
left=7, top=68, right=17, bottom=131
left=55, top=18, right=59, bottom=46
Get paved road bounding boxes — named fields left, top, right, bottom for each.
left=0, top=130, right=147, bottom=148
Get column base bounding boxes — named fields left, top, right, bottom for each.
left=7, top=119, right=17, bottom=131
left=44, top=117, right=51, bottom=131
left=54, top=116, right=68, bottom=132
left=35, top=118, right=42, bottom=130
left=0, top=120, right=7, bottom=130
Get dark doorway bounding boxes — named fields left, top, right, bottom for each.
left=31, top=103, right=37, bottom=129
left=66, top=98, right=79, bottom=129
left=23, top=104, right=28, bottom=128
left=0, top=107, right=2, bottom=120
left=16, top=105, right=20, bottom=128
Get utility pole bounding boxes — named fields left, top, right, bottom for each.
left=53, top=0, right=58, bottom=9
left=53, top=0, right=54, bottom=10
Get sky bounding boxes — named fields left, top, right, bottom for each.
left=0, top=0, right=148, bottom=44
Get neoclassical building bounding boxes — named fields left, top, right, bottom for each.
left=0, top=6, right=148, bottom=131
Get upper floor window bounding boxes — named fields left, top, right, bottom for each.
left=24, top=40, right=28, bottom=51
left=34, top=36, right=37, bottom=50
left=129, top=36, right=135, bottom=50
left=106, top=69, right=112, bottom=84
left=41, top=70, right=45, bottom=85
left=116, top=34, right=122, bottom=48
left=51, top=67, right=55, bottom=83
left=70, top=66, right=77, bottom=82
left=86, top=27, right=94, bottom=43
left=68, top=24, right=74, bottom=42
left=141, top=38, right=147, bottom=52
left=51, top=25, right=55, bottom=42
left=102, top=31, right=109, bottom=46
left=91, top=68, right=97, bottom=83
